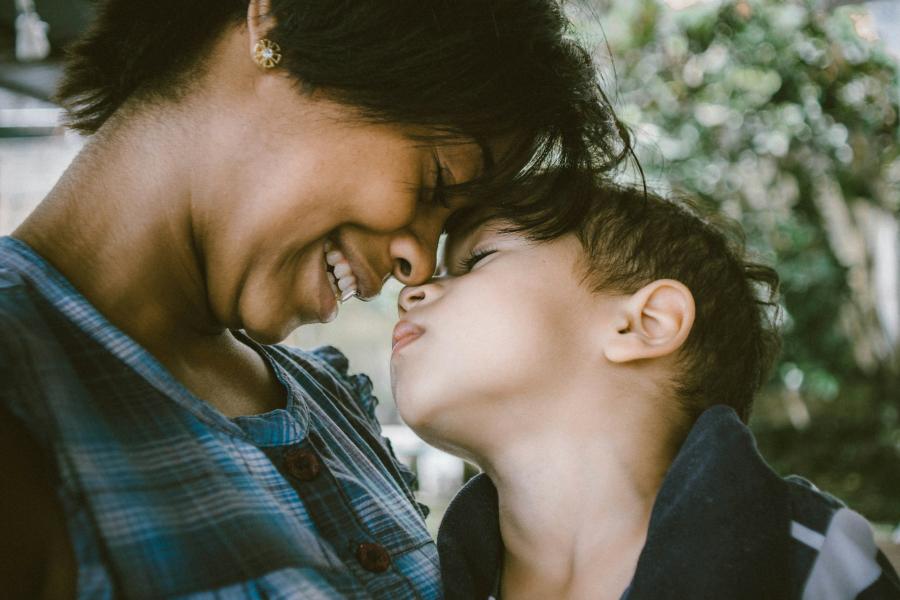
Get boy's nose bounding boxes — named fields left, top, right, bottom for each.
left=397, top=285, right=425, bottom=315
left=398, top=281, right=445, bottom=315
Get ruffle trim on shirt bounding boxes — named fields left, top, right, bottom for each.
left=310, top=345, right=379, bottom=421
left=308, top=346, right=422, bottom=497
left=382, top=434, right=423, bottom=498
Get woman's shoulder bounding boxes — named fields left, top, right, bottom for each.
left=0, top=265, right=71, bottom=362
left=0, top=267, right=79, bottom=595
left=0, top=267, right=63, bottom=401
left=0, top=265, right=69, bottom=353
left=0, top=403, right=77, bottom=598
left=0, top=268, right=36, bottom=328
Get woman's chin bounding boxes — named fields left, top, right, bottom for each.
left=241, top=323, right=291, bottom=345
left=316, top=281, right=340, bottom=324
left=241, top=295, right=340, bottom=344
left=239, top=310, right=303, bottom=345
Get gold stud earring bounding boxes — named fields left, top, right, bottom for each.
left=253, top=38, right=282, bottom=69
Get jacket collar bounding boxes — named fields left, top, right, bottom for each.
left=438, top=405, right=792, bottom=599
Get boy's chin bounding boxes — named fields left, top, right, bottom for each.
left=396, top=394, right=479, bottom=457
left=394, top=393, right=435, bottom=434
left=397, top=393, right=446, bottom=434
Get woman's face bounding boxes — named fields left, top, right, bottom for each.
left=390, top=219, right=617, bottom=455
left=196, top=72, right=487, bottom=344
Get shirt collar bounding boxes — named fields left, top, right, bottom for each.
left=0, top=236, right=309, bottom=445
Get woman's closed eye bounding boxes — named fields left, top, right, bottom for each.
left=428, top=153, right=452, bottom=209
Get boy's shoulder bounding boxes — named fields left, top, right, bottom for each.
left=783, top=475, right=900, bottom=599
left=784, top=473, right=847, bottom=527
left=624, top=406, right=898, bottom=598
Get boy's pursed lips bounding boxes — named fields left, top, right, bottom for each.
left=392, top=320, right=425, bottom=354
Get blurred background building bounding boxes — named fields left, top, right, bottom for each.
left=1, top=0, right=897, bottom=563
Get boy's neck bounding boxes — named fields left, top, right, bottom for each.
left=480, top=392, right=682, bottom=599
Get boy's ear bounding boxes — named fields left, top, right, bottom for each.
left=603, top=279, right=696, bottom=364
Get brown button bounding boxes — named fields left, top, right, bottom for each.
left=355, top=542, right=391, bottom=573
left=283, top=447, right=321, bottom=481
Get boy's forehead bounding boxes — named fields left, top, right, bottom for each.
left=441, top=216, right=520, bottom=276
left=444, top=202, right=504, bottom=248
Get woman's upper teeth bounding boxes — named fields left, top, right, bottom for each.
left=324, top=244, right=358, bottom=299
left=333, top=262, right=352, bottom=279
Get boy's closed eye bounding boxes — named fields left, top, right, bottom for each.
left=453, top=246, right=498, bottom=275
left=442, top=219, right=513, bottom=277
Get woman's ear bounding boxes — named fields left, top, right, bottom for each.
left=247, top=0, right=275, bottom=47
left=603, top=279, right=696, bottom=364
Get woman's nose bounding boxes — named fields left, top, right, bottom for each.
left=389, top=209, right=446, bottom=285
left=391, top=236, right=436, bottom=285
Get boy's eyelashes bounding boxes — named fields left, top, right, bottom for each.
left=455, top=246, right=498, bottom=274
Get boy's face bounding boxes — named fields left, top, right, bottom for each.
left=390, top=219, right=621, bottom=455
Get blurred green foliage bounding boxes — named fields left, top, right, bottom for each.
left=581, top=0, right=900, bottom=521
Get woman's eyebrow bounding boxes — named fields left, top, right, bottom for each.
left=476, top=138, right=495, bottom=171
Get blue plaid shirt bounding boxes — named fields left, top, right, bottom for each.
left=0, top=236, right=440, bottom=599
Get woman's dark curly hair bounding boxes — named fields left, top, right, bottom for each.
left=56, top=0, right=632, bottom=203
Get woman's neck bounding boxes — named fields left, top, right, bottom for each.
left=12, top=111, right=290, bottom=417
left=14, top=108, right=220, bottom=349
left=481, top=396, right=680, bottom=600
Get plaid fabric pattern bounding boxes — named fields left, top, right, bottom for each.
left=0, top=236, right=439, bottom=599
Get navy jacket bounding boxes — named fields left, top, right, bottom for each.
left=438, top=406, right=900, bottom=599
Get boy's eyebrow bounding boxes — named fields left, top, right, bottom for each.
left=443, top=203, right=513, bottom=273
left=442, top=224, right=487, bottom=276
left=441, top=235, right=470, bottom=276
left=444, top=197, right=502, bottom=241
